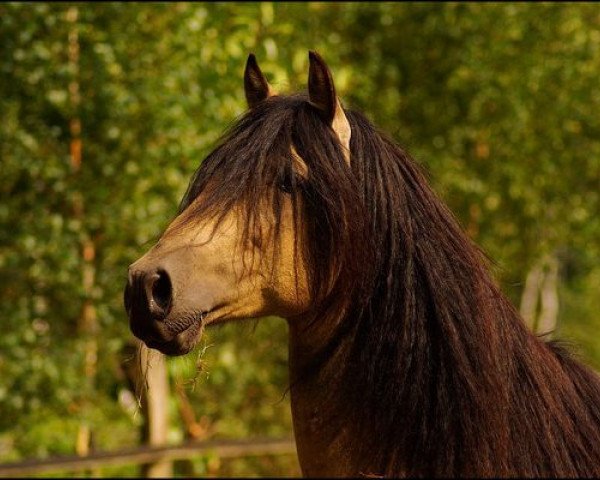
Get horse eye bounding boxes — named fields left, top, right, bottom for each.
left=277, top=170, right=295, bottom=194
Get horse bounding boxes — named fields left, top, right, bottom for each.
left=124, top=51, right=600, bottom=477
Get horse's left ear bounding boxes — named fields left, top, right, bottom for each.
left=308, top=51, right=351, bottom=163
left=244, top=53, right=276, bottom=109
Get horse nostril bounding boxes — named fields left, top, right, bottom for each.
left=149, top=269, right=172, bottom=318
left=126, top=267, right=172, bottom=322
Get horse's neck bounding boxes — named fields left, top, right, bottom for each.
left=287, top=297, right=528, bottom=477
left=287, top=312, right=375, bottom=477
left=287, top=300, right=600, bottom=477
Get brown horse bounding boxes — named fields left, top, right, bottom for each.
left=124, top=52, right=600, bottom=477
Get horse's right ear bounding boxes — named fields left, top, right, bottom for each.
left=244, top=53, right=275, bottom=108
left=308, top=51, right=351, bottom=163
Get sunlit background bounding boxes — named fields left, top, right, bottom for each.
left=1, top=2, right=599, bottom=477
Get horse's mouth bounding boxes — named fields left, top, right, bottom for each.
left=131, top=311, right=208, bottom=356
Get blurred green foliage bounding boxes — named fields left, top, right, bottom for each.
left=0, top=2, right=599, bottom=476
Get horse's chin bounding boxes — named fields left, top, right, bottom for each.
left=138, top=318, right=204, bottom=357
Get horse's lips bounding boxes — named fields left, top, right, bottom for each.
left=131, top=309, right=209, bottom=356
left=143, top=319, right=205, bottom=356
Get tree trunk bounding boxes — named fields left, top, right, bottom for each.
left=519, top=261, right=543, bottom=331
left=140, top=346, right=173, bottom=477
left=66, top=6, right=98, bottom=469
left=121, top=342, right=173, bottom=478
left=537, top=255, right=559, bottom=336
left=519, top=255, right=560, bottom=337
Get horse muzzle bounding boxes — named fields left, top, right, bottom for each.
left=124, top=266, right=200, bottom=355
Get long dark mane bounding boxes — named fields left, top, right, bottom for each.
left=180, top=94, right=600, bottom=477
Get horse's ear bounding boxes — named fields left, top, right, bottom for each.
left=244, top=53, right=275, bottom=109
left=307, top=51, right=351, bottom=162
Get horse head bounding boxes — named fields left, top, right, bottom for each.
left=124, top=52, right=356, bottom=356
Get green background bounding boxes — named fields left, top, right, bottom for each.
left=1, top=2, right=599, bottom=476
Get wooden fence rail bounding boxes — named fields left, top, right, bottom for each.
left=0, top=437, right=297, bottom=477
